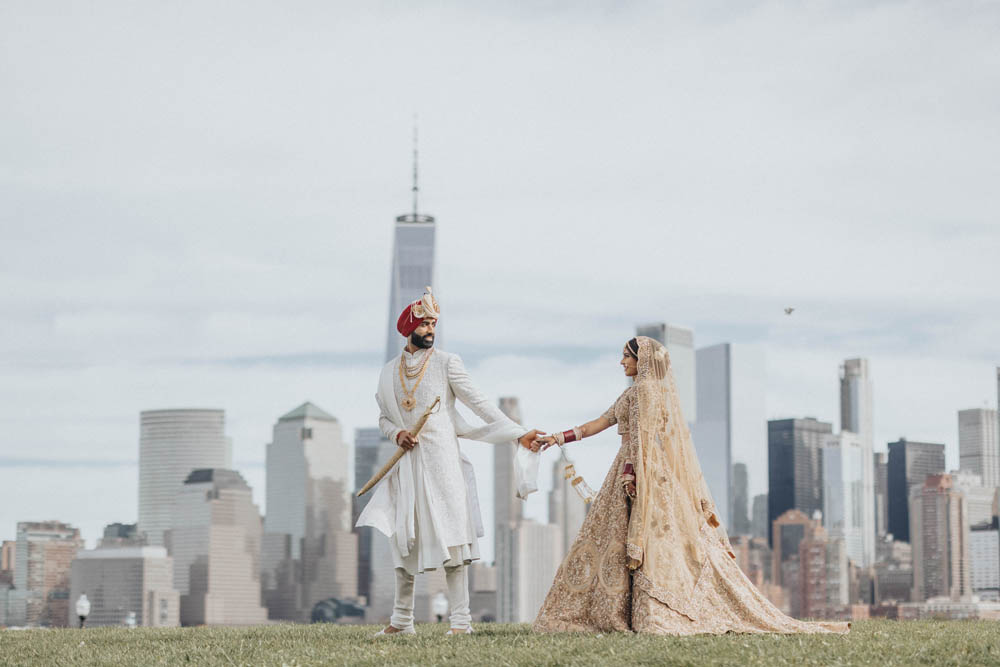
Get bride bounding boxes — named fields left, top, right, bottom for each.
left=531, top=336, right=849, bottom=635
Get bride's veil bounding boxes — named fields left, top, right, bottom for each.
left=626, top=336, right=734, bottom=619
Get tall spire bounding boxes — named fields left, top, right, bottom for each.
left=395, top=116, right=433, bottom=226
left=411, top=115, right=419, bottom=217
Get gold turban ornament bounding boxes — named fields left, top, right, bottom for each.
left=411, top=286, right=440, bottom=321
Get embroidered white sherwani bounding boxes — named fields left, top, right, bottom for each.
left=356, top=347, right=529, bottom=575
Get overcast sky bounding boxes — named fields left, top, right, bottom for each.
left=2, top=2, right=998, bottom=558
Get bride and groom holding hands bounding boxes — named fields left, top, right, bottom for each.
left=356, top=287, right=849, bottom=637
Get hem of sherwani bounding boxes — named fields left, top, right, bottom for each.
left=390, top=434, right=482, bottom=576
left=393, top=543, right=480, bottom=576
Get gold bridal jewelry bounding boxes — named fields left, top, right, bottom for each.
left=559, top=449, right=596, bottom=503
left=398, top=348, right=434, bottom=411
left=402, top=354, right=425, bottom=379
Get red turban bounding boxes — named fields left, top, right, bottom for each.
left=396, top=287, right=440, bottom=337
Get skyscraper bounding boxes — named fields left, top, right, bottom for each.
left=970, top=527, right=1000, bottom=601
left=873, top=538, right=913, bottom=605
left=495, top=397, right=523, bottom=623
left=839, top=358, right=876, bottom=570
left=798, top=527, right=849, bottom=621
left=495, top=397, right=524, bottom=528
left=354, top=428, right=385, bottom=505
left=168, top=469, right=267, bottom=626
left=635, top=323, right=697, bottom=423
left=468, top=562, right=498, bottom=622
left=138, top=409, right=231, bottom=546
left=887, top=439, right=946, bottom=543
left=69, top=547, right=179, bottom=627
left=731, top=535, right=772, bottom=589
left=751, top=494, right=769, bottom=539
left=951, top=471, right=996, bottom=529
left=693, top=342, right=766, bottom=533
left=731, top=463, right=750, bottom=536
left=840, top=359, right=873, bottom=447
left=384, top=137, right=436, bottom=362
left=910, top=474, right=970, bottom=602
left=353, top=426, right=389, bottom=603
left=958, top=408, right=999, bottom=488
left=0, top=541, right=13, bottom=627
left=262, top=402, right=357, bottom=621
left=492, top=397, right=568, bottom=622
left=874, top=452, right=889, bottom=538
left=771, top=509, right=822, bottom=610
left=821, top=432, right=865, bottom=565
left=512, top=520, right=561, bottom=622
left=99, top=523, right=143, bottom=548
left=767, top=418, right=833, bottom=544
left=0, top=540, right=14, bottom=575
left=0, top=573, right=11, bottom=627
left=8, top=521, right=83, bottom=627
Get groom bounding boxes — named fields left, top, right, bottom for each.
left=356, top=287, right=543, bottom=636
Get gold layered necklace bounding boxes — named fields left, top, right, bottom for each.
left=398, top=348, right=434, bottom=411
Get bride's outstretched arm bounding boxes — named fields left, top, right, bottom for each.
left=537, top=415, right=613, bottom=451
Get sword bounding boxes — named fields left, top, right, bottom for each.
left=356, top=396, right=441, bottom=497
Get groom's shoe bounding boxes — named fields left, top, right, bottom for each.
left=445, top=625, right=474, bottom=636
left=374, top=625, right=415, bottom=638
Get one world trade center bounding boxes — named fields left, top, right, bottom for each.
left=384, top=133, right=437, bottom=362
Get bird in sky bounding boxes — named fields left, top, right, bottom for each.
left=784, top=307, right=795, bottom=315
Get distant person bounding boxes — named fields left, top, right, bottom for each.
left=75, top=593, right=90, bottom=628
left=531, top=336, right=850, bottom=635
left=356, top=287, right=542, bottom=637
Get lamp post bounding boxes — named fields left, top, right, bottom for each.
left=75, top=593, right=91, bottom=628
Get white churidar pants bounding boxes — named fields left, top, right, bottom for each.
left=390, top=565, right=471, bottom=630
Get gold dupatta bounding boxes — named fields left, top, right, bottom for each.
left=625, top=336, right=734, bottom=621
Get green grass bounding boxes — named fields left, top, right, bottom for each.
left=1, top=620, right=998, bottom=666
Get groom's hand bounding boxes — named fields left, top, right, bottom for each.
left=396, top=431, right=418, bottom=450
left=519, top=429, right=545, bottom=452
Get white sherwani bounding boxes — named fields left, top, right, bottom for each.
left=356, top=347, right=528, bottom=575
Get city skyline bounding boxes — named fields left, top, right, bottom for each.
left=1, top=334, right=997, bottom=625
left=2, top=344, right=996, bottom=555
left=2, top=2, right=999, bottom=560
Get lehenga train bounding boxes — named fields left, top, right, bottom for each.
left=532, top=337, right=849, bottom=635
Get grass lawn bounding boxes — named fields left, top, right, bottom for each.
left=1, top=620, right=998, bottom=666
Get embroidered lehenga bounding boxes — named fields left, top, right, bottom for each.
left=532, top=336, right=849, bottom=635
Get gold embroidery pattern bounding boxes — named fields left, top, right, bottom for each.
left=563, top=542, right=598, bottom=593
left=598, top=542, right=629, bottom=595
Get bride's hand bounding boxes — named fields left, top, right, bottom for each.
left=538, top=435, right=559, bottom=451
left=519, top=429, right=545, bottom=451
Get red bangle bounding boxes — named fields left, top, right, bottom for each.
left=563, top=429, right=577, bottom=443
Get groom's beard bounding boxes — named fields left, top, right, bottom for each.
left=410, top=332, right=434, bottom=349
